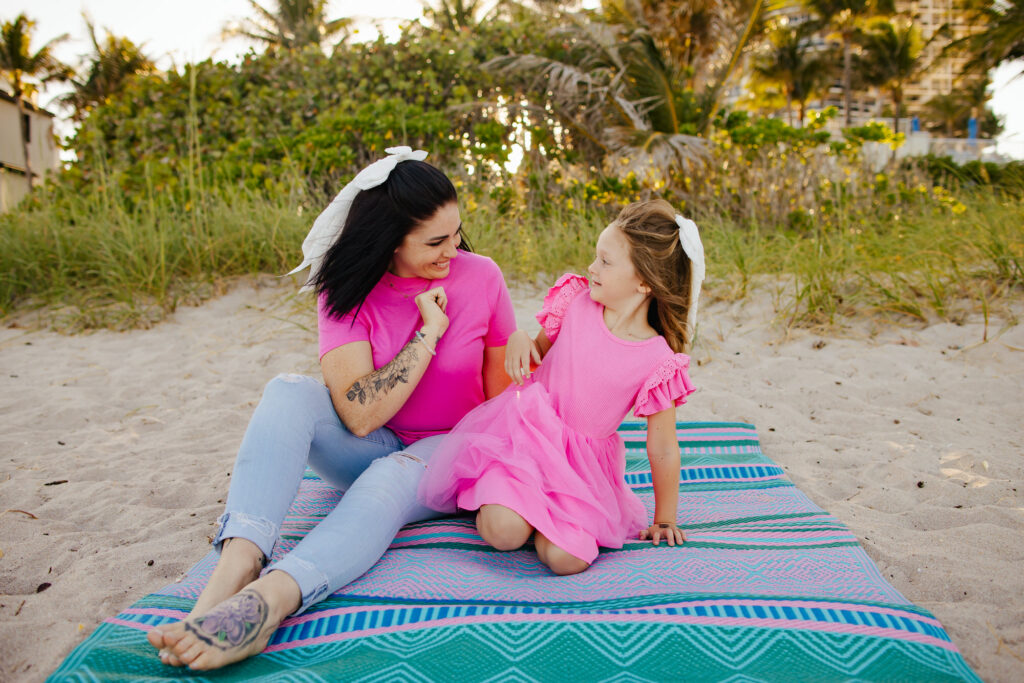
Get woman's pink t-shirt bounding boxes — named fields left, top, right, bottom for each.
left=318, top=251, right=516, bottom=445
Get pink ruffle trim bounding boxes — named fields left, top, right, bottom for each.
left=633, top=353, right=696, bottom=417
left=534, top=273, right=589, bottom=341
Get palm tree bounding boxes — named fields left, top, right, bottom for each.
left=61, top=14, right=156, bottom=122
left=224, top=0, right=351, bottom=51
left=923, top=83, right=1002, bottom=138
left=923, top=92, right=966, bottom=136
left=803, top=0, right=894, bottom=125
left=752, top=20, right=835, bottom=125
left=485, top=8, right=698, bottom=174
left=856, top=16, right=924, bottom=135
left=634, top=0, right=741, bottom=91
left=423, top=0, right=493, bottom=31
left=622, top=0, right=768, bottom=135
left=0, top=13, right=73, bottom=194
left=946, top=0, right=1024, bottom=79
left=484, top=0, right=764, bottom=175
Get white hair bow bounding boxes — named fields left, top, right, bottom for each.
left=674, top=215, right=705, bottom=340
left=289, top=146, right=429, bottom=290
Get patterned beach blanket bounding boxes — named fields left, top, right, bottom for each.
left=50, top=422, right=979, bottom=682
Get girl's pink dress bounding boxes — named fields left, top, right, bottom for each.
left=419, top=274, right=695, bottom=564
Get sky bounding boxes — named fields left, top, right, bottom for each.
left=5, top=0, right=1023, bottom=159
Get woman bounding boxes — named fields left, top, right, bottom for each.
left=147, top=148, right=516, bottom=671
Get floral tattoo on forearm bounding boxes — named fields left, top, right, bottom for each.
left=185, top=590, right=268, bottom=650
left=346, top=341, right=420, bottom=405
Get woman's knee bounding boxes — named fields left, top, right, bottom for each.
left=263, top=373, right=323, bottom=404
left=476, top=505, right=532, bottom=551
left=258, top=374, right=331, bottom=424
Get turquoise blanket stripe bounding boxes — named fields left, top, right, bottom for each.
left=49, top=422, right=981, bottom=682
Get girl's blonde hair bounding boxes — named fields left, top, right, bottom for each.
left=614, top=199, right=696, bottom=354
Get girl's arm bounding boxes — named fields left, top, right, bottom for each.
left=641, top=406, right=686, bottom=546
left=322, top=287, right=448, bottom=437
left=504, top=329, right=553, bottom=385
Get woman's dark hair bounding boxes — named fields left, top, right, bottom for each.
left=311, top=159, right=470, bottom=321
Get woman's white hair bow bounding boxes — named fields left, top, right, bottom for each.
left=674, top=215, right=705, bottom=339
left=289, top=146, right=429, bottom=290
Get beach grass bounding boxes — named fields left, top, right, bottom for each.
left=470, top=191, right=1022, bottom=329
left=0, top=177, right=309, bottom=329
left=2, top=181, right=1020, bottom=331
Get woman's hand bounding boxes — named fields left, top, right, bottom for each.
left=639, top=522, right=686, bottom=547
left=415, top=286, right=449, bottom=339
left=504, top=330, right=542, bottom=385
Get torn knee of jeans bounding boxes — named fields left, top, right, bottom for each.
left=276, top=373, right=308, bottom=384
left=390, top=451, right=425, bottom=468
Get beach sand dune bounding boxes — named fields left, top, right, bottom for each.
left=1, top=277, right=1021, bottom=682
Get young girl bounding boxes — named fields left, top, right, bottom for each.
left=419, top=199, right=704, bottom=575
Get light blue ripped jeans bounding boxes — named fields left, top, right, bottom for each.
left=212, top=373, right=445, bottom=614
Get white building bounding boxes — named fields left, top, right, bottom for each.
left=0, top=90, right=61, bottom=211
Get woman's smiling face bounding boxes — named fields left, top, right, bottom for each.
left=390, top=201, right=462, bottom=279
left=587, top=222, right=646, bottom=306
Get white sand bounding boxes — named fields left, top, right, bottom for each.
left=0, top=276, right=1021, bottom=682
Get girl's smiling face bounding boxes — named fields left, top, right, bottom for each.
left=390, top=201, right=462, bottom=279
left=587, top=223, right=647, bottom=306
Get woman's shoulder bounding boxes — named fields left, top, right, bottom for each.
left=453, top=251, right=502, bottom=276
left=448, top=252, right=508, bottom=296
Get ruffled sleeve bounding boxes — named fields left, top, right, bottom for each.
left=535, top=273, right=589, bottom=342
left=633, top=353, right=696, bottom=417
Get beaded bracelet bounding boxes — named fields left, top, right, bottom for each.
left=413, top=329, right=436, bottom=356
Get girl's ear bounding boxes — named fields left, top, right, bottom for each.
left=639, top=283, right=652, bottom=295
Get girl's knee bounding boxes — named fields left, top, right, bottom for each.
left=540, top=546, right=589, bottom=576
left=477, top=506, right=531, bottom=551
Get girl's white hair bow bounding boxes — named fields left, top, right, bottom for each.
left=674, top=215, right=705, bottom=339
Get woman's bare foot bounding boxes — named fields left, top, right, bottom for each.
left=146, top=538, right=265, bottom=665
left=148, top=571, right=301, bottom=670
left=190, top=538, right=266, bottom=617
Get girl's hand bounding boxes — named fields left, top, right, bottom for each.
left=504, top=330, right=542, bottom=385
left=415, top=286, right=449, bottom=339
left=639, top=522, right=686, bottom=547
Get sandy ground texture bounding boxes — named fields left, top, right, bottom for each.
left=1, top=275, right=1021, bottom=682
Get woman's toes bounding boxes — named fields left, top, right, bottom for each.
left=177, top=640, right=206, bottom=666
left=146, top=627, right=165, bottom=649
left=158, top=649, right=182, bottom=667
left=160, top=624, right=189, bottom=649
left=169, top=631, right=200, bottom=660
left=187, top=649, right=221, bottom=671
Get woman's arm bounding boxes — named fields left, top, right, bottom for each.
left=321, top=334, right=434, bottom=437
left=322, top=287, right=448, bottom=437
left=641, top=406, right=686, bottom=546
left=483, top=346, right=511, bottom=399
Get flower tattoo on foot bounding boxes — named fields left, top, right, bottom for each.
left=186, top=590, right=269, bottom=651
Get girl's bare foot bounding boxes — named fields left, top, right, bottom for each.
left=146, top=538, right=265, bottom=665
left=148, top=571, right=301, bottom=670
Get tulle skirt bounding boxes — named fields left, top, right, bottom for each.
left=418, top=382, right=646, bottom=563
